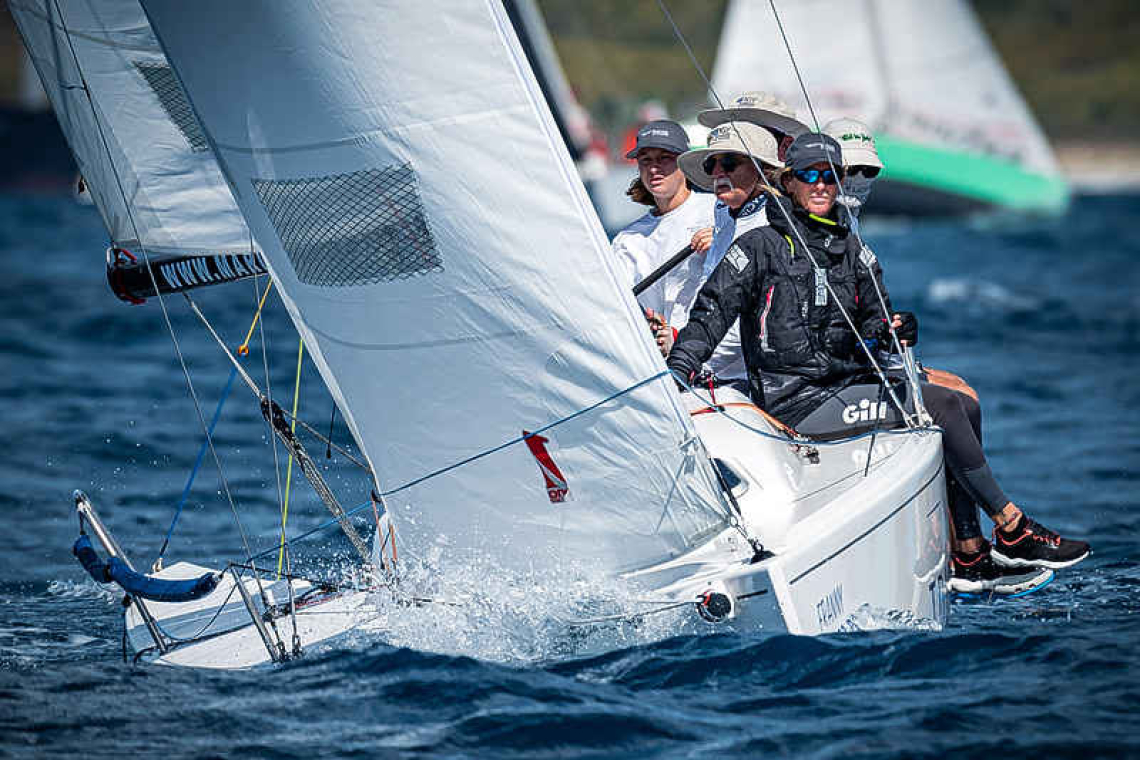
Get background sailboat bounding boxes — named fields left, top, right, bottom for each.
left=712, top=0, right=1070, bottom=214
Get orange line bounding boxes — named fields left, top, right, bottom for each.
left=690, top=401, right=799, bottom=438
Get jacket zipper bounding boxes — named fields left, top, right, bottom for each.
left=759, top=284, right=775, bottom=351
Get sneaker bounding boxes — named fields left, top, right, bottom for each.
left=948, top=546, right=1054, bottom=595
left=991, top=516, right=1091, bottom=570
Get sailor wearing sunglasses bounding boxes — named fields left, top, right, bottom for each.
left=670, top=132, right=1090, bottom=591
left=822, top=117, right=883, bottom=218
left=661, top=121, right=786, bottom=387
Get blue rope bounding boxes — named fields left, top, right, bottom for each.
left=157, top=365, right=239, bottom=561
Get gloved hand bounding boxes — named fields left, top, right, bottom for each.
left=892, top=311, right=918, bottom=346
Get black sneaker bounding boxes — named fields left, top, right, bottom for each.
left=991, top=516, right=1091, bottom=570
left=948, top=546, right=1054, bottom=596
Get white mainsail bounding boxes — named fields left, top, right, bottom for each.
left=713, top=0, right=1062, bottom=182
left=139, top=0, right=734, bottom=577
left=9, top=0, right=254, bottom=257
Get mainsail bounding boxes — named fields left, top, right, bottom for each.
left=139, top=0, right=734, bottom=576
left=9, top=0, right=256, bottom=262
left=712, top=0, right=1068, bottom=213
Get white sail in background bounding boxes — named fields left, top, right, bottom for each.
left=713, top=0, right=1061, bottom=178
left=140, top=0, right=733, bottom=576
left=9, top=0, right=254, bottom=257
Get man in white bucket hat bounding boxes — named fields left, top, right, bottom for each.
left=699, top=91, right=810, bottom=162
left=679, top=122, right=782, bottom=282
left=657, top=121, right=785, bottom=387
left=822, top=117, right=884, bottom=218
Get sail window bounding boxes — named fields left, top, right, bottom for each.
left=251, top=165, right=443, bottom=287
left=134, top=62, right=209, bottom=152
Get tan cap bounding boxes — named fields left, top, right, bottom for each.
left=822, top=117, right=883, bottom=169
left=678, top=121, right=781, bottom=191
left=698, top=91, right=810, bottom=138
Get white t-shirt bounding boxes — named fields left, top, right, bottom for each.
left=612, top=191, right=745, bottom=381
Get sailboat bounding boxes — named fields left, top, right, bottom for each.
left=15, top=0, right=949, bottom=669
left=711, top=0, right=1069, bottom=215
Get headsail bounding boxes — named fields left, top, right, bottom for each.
left=9, top=0, right=257, bottom=261
left=139, top=0, right=734, bottom=576
left=712, top=0, right=1068, bottom=212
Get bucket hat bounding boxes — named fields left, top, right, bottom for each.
left=822, top=117, right=883, bottom=169
left=678, top=121, right=781, bottom=191
left=698, top=91, right=810, bottom=138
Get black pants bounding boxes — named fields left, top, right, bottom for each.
left=794, top=380, right=1005, bottom=541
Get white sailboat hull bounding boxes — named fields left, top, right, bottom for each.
left=127, top=388, right=947, bottom=669
left=630, top=388, right=949, bottom=634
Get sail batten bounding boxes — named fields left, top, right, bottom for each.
left=140, top=0, right=732, bottom=576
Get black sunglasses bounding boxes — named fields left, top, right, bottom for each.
left=702, top=154, right=745, bottom=175
left=792, top=168, right=840, bottom=185
left=847, top=165, right=881, bottom=178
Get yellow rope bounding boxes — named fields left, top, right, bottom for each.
left=237, top=279, right=274, bottom=356
left=277, top=337, right=304, bottom=577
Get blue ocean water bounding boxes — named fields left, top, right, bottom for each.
left=1, top=192, right=1138, bottom=758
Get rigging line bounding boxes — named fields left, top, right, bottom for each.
left=756, top=0, right=910, bottom=361
left=766, top=0, right=822, bottom=132
left=185, top=292, right=371, bottom=470
left=155, top=364, right=239, bottom=564
left=378, top=370, right=671, bottom=499
left=277, top=338, right=305, bottom=577
left=238, top=278, right=274, bottom=356
left=187, top=296, right=372, bottom=564
left=49, top=1, right=257, bottom=564
left=655, top=0, right=727, bottom=111
left=763, top=0, right=907, bottom=360
left=245, top=504, right=368, bottom=562
left=763, top=0, right=915, bottom=370
left=252, top=273, right=288, bottom=555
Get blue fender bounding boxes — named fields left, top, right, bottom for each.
left=72, top=535, right=219, bottom=602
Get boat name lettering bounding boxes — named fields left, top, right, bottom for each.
left=816, top=583, right=844, bottom=629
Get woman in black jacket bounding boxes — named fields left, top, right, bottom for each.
left=668, top=132, right=1089, bottom=594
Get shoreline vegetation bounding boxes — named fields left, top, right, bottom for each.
left=535, top=0, right=1139, bottom=173
left=1, top=1, right=1137, bottom=189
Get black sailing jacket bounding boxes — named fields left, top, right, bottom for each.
left=667, top=193, right=893, bottom=425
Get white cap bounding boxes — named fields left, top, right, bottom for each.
left=822, top=117, right=883, bottom=169
left=678, top=121, right=781, bottom=191
left=698, top=91, right=810, bottom=138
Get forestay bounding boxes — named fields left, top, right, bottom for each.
left=712, top=0, right=1062, bottom=180
left=9, top=0, right=255, bottom=258
left=140, top=0, right=734, bottom=576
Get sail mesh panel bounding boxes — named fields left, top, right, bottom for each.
left=251, top=165, right=443, bottom=287
left=134, top=62, right=208, bottom=152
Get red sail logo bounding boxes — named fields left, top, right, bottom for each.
left=523, top=430, right=570, bottom=504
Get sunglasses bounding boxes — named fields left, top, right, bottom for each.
left=702, top=154, right=745, bottom=175
left=847, top=165, right=881, bottom=178
left=792, top=168, right=840, bottom=185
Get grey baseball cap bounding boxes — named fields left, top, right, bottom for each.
left=625, top=120, right=690, bottom=159
left=784, top=132, right=844, bottom=172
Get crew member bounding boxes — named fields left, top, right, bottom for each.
left=668, top=132, right=1090, bottom=594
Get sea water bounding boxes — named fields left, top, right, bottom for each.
left=1, top=193, right=1138, bottom=758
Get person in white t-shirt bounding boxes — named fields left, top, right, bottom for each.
left=611, top=120, right=725, bottom=365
